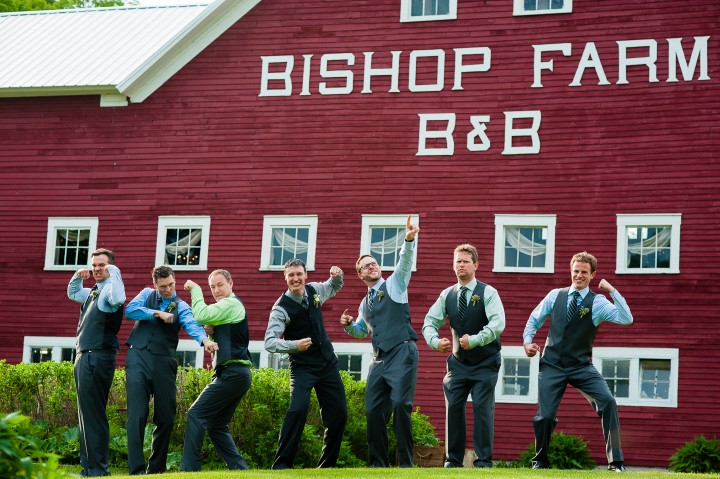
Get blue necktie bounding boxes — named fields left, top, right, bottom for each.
left=367, top=289, right=375, bottom=315
left=567, top=291, right=580, bottom=321
left=458, top=286, right=468, bottom=319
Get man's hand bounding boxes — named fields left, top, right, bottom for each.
left=405, top=214, right=420, bottom=241
left=202, top=339, right=218, bottom=354
left=184, top=279, right=199, bottom=291
left=524, top=342, right=541, bottom=358
left=437, top=337, right=452, bottom=353
left=459, top=334, right=472, bottom=350
left=340, top=309, right=354, bottom=327
left=203, top=325, right=214, bottom=337
left=330, top=266, right=343, bottom=278
left=154, top=311, right=174, bottom=324
left=598, top=279, right=615, bottom=294
left=296, top=337, right=313, bottom=352
left=76, top=269, right=91, bottom=279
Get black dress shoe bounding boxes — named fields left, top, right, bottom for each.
left=608, top=462, right=627, bottom=472
left=532, top=462, right=550, bottom=469
left=443, top=461, right=463, bottom=468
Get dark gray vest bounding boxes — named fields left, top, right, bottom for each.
left=360, top=282, right=417, bottom=355
left=278, top=285, right=336, bottom=366
left=211, top=296, right=251, bottom=369
left=542, top=288, right=597, bottom=368
left=126, top=290, right=182, bottom=356
left=445, top=281, right=501, bottom=364
left=76, top=288, right=123, bottom=352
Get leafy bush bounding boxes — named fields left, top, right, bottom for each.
left=518, top=432, right=596, bottom=470
left=669, top=435, right=720, bottom=473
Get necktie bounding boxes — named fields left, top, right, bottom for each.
left=458, top=286, right=468, bottom=319
left=301, top=296, right=309, bottom=310
left=567, top=291, right=580, bottom=321
left=367, top=289, right=375, bottom=315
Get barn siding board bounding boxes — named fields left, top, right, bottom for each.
left=0, top=0, right=719, bottom=467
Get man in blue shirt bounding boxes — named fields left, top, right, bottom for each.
left=523, top=251, right=633, bottom=472
left=67, top=248, right=126, bottom=477
left=124, top=265, right=217, bottom=475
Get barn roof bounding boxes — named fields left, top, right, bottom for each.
left=0, top=0, right=260, bottom=106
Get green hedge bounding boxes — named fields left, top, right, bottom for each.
left=0, top=360, right=438, bottom=470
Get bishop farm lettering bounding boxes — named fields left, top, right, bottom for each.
left=258, top=36, right=711, bottom=156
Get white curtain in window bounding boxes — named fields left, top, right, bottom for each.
left=165, top=229, right=203, bottom=257
left=626, top=227, right=672, bottom=265
left=273, top=229, right=309, bottom=254
left=370, top=229, right=401, bottom=256
left=505, top=228, right=546, bottom=256
left=57, top=228, right=90, bottom=244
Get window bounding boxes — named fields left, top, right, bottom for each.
left=493, top=214, right=556, bottom=273
left=593, top=347, right=679, bottom=407
left=496, top=346, right=540, bottom=403
left=44, top=217, right=99, bottom=271
left=360, top=215, right=419, bottom=272
left=513, top=0, right=572, bottom=16
left=400, top=0, right=457, bottom=22
left=23, top=337, right=76, bottom=363
left=337, top=354, right=363, bottom=380
left=616, top=214, right=681, bottom=274
left=155, top=216, right=211, bottom=271
left=260, top=215, right=318, bottom=271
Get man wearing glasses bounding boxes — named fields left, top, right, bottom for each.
left=340, top=215, right=420, bottom=467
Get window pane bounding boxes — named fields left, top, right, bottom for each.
left=165, top=227, right=203, bottom=267
left=175, top=350, right=197, bottom=368
left=502, top=358, right=531, bottom=396
left=250, top=352, right=260, bottom=369
left=53, top=228, right=90, bottom=267
left=31, top=347, right=52, bottom=363
left=269, top=352, right=290, bottom=370
left=640, top=359, right=671, bottom=399
left=370, top=227, right=403, bottom=269
left=337, top=353, right=362, bottom=381
left=626, top=225, right=672, bottom=270
left=504, top=226, right=546, bottom=269
left=602, top=359, right=631, bottom=398
left=61, top=348, right=76, bottom=363
left=270, top=227, right=309, bottom=266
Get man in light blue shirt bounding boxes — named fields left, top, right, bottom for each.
left=523, top=251, right=633, bottom=472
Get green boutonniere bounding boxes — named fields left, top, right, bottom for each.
left=166, top=302, right=177, bottom=313
left=90, top=290, right=98, bottom=300
left=470, top=294, right=480, bottom=306
left=376, top=291, right=385, bottom=302
left=578, top=307, right=590, bottom=319
left=313, top=294, right=320, bottom=308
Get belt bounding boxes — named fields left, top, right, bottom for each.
left=80, top=348, right=118, bottom=354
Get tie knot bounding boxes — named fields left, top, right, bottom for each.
left=460, top=286, right=469, bottom=294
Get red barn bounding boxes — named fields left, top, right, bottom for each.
left=1, top=0, right=718, bottom=468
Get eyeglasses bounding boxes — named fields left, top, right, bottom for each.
left=359, top=261, right=378, bottom=272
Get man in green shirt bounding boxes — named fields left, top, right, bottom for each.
left=179, top=269, right=252, bottom=471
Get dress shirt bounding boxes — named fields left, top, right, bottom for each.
left=125, top=287, right=207, bottom=345
left=188, top=289, right=245, bottom=326
left=265, top=274, right=343, bottom=354
left=422, top=278, right=505, bottom=351
left=344, top=239, right=415, bottom=339
left=67, top=265, right=125, bottom=313
left=522, top=286, right=633, bottom=344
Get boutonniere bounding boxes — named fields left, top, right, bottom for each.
left=578, top=307, right=590, bottom=319
left=313, top=294, right=320, bottom=308
left=470, top=294, right=480, bottom=306
left=90, top=290, right=98, bottom=300
left=165, top=302, right=177, bottom=313
left=376, top=291, right=384, bottom=302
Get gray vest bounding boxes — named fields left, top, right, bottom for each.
left=360, top=281, right=417, bottom=355
left=445, top=282, right=501, bottom=364
left=126, top=289, right=182, bottom=356
left=542, top=288, right=597, bottom=368
left=76, top=288, right=123, bottom=352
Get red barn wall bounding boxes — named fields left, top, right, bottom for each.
left=0, top=0, right=719, bottom=467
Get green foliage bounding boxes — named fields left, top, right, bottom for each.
left=0, top=362, right=439, bottom=470
left=0, top=0, right=128, bottom=12
left=518, top=432, right=596, bottom=470
left=669, top=435, right=720, bottom=473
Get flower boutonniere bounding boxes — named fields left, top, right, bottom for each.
left=165, top=301, right=177, bottom=313
left=313, top=294, right=320, bottom=308
left=376, top=291, right=385, bottom=302
left=90, top=289, right=98, bottom=300
left=470, top=294, right=480, bottom=306
left=578, top=307, right=590, bottom=319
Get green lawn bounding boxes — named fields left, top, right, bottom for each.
left=61, top=466, right=719, bottom=479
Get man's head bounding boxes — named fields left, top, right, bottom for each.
left=152, top=265, right=176, bottom=299
left=90, top=248, right=115, bottom=283
left=453, top=243, right=479, bottom=283
left=284, top=259, right=307, bottom=296
left=570, top=251, right=597, bottom=290
left=208, top=269, right=233, bottom=301
left=356, top=254, right=381, bottom=284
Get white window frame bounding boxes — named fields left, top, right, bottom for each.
left=155, top=216, right=211, bottom=271
left=44, top=217, right=99, bottom=271
left=496, top=346, right=540, bottom=404
left=513, top=0, right=572, bottom=16
left=175, top=339, right=206, bottom=368
left=615, top=214, right=681, bottom=274
left=593, top=347, right=679, bottom=408
left=248, top=340, right=373, bottom=379
left=400, top=0, right=457, bottom=22
left=360, top=214, right=419, bottom=272
left=260, top=215, right=319, bottom=271
left=493, top=214, right=556, bottom=273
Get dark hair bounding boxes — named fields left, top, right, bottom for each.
left=152, top=265, right=175, bottom=283
left=284, top=259, right=306, bottom=272
left=91, top=248, right=115, bottom=264
left=571, top=251, right=598, bottom=273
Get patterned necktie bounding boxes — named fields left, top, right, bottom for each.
left=567, top=291, right=580, bottom=321
left=301, top=296, right=309, bottom=310
left=458, top=286, right=468, bottom=319
left=367, top=289, right=375, bottom=315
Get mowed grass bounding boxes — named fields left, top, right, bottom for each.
left=60, top=466, right=719, bottom=479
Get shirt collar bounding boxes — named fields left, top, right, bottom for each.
left=457, top=278, right=478, bottom=291
left=569, top=286, right=590, bottom=298
left=368, top=277, right=386, bottom=292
